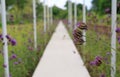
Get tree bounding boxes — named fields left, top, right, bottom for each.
left=91, top=0, right=120, bottom=14
left=6, top=0, right=15, bottom=10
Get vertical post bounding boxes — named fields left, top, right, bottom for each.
left=44, top=0, right=47, bottom=32
left=74, top=0, right=77, bottom=29
left=68, top=0, right=72, bottom=30
left=68, top=0, right=70, bottom=28
left=111, top=0, right=117, bottom=77
left=33, top=0, right=37, bottom=49
left=70, top=0, right=72, bottom=30
left=1, top=0, right=10, bottom=77
left=83, top=0, right=86, bottom=44
left=47, top=6, right=50, bottom=30
left=50, top=7, right=53, bottom=25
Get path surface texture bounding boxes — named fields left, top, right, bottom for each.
left=32, top=21, right=91, bottom=77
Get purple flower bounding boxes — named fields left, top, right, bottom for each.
left=0, top=34, right=3, bottom=40
left=118, top=39, right=120, bottom=44
left=6, top=35, right=12, bottom=40
left=116, top=27, right=120, bottom=33
left=11, top=54, right=17, bottom=59
left=105, top=8, right=111, bottom=14
left=3, top=64, right=7, bottom=68
left=117, top=37, right=120, bottom=44
left=76, top=22, right=81, bottom=27
left=90, top=61, right=96, bottom=66
left=9, top=74, right=12, bottom=77
left=95, top=56, right=102, bottom=61
left=90, top=56, right=102, bottom=66
left=14, top=62, right=19, bottom=65
left=28, top=46, right=33, bottom=51
left=100, top=73, right=105, bottom=77
left=10, top=39, right=16, bottom=46
left=106, top=52, right=111, bottom=55
left=95, top=56, right=102, bottom=66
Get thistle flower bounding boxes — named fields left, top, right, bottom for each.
left=90, top=56, right=102, bottom=66
left=95, top=56, right=102, bottom=66
left=11, top=54, right=17, bottom=59
left=10, top=39, right=16, bottom=46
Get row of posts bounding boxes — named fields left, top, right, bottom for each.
left=68, top=0, right=117, bottom=77
left=43, top=0, right=53, bottom=33
left=1, top=0, right=53, bottom=77
left=0, top=0, right=117, bottom=77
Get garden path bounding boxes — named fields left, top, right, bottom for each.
left=32, top=21, right=91, bottom=77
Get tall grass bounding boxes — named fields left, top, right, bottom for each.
left=0, top=21, right=57, bottom=77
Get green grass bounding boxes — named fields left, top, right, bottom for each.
left=0, top=21, right=56, bottom=77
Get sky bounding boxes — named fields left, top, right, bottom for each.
left=39, top=0, right=93, bottom=10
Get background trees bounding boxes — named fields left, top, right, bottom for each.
left=91, top=0, right=120, bottom=14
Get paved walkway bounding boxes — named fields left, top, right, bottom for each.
left=32, top=21, right=91, bottom=77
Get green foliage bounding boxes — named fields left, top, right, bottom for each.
left=36, top=3, right=43, bottom=18
left=6, top=0, right=15, bottom=10
left=91, top=0, right=120, bottom=14
left=53, top=6, right=68, bottom=19
left=15, top=0, right=28, bottom=10
left=91, top=0, right=111, bottom=14
left=0, top=21, right=56, bottom=77
left=52, top=1, right=83, bottom=20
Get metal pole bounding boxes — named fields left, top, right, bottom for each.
left=83, top=0, right=86, bottom=44
left=68, top=0, right=72, bottom=30
left=68, top=0, right=70, bottom=28
left=47, top=6, right=50, bottom=30
left=111, top=0, right=117, bottom=77
left=44, top=0, right=47, bottom=32
left=33, top=0, right=37, bottom=49
left=50, top=7, right=53, bottom=25
left=74, top=0, right=77, bottom=29
left=1, top=0, right=10, bottom=77
left=70, top=0, right=72, bottom=30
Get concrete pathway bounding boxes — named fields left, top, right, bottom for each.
left=32, top=21, right=91, bottom=77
